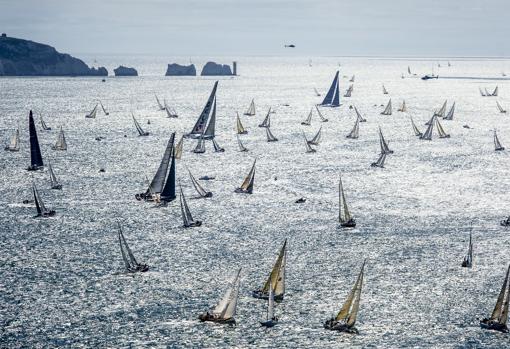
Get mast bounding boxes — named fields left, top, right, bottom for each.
left=28, top=110, right=44, bottom=170
left=186, top=81, right=218, bottom=139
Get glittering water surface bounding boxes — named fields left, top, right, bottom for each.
left=1, top=57, right=510, bottom=348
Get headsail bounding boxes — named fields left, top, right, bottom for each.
left=27, top=110, right=44, bottom=170
left=320, top=71, right=341, bottom=107
left=244, top=99, right=256, bottom=116
left=380, top=99, right=392, bottom=115
left=186, top=81, right=218, bottom=139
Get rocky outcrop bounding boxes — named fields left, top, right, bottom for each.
left=0, top=35, right=107, bottom=76
left=114, top=65, right=138, bottom=76
left=165, top=63, right=196, bottom=76
left=200, top=62, right=233, bottom=76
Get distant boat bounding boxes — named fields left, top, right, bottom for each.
left=379, top=127, right=393, bottom=154
left=52, top=126, right=68, bottom=150
left=319, top=71, right=341, bottom=107
left=485, top=88, right=491, bottom=97
left=494, top=130, right=505, bottom=151
left=461, top=233, right=473, bottom=268
left=314, top=88, right=321, bottom=97
left=32, top=182, right=55, bottom=217
left=27, top=110, right=44, bottom=171
left=382, top=85, right=389, bottom=95
left=179, top=184, right=202, bottom=228
left=185, top=81, right=218, bottom=139
left=448, top=61, right=451, bottom=67
left=397, top=100, right=407, bottom=112
left=193, top=134, right=206, bottom=153
left=371, top=152, right=386, bottom=168
left=435, top=117, right=450, bottom=138
left=497, top=101, right=507, bottom=114
left=235, top=159, right=256, bottom=194
left=99, top=101, right=109, bottom=115
left=443, top=102, right=455, bottom=120
left=212, top=138, right=225, bottom=152
left=4, top=129, right=20, bottom=151
left=85, top=104, right=98, bottom=118
left=117, top=224, right=149, bottom=273
left=344, top=85, right=353, bottom=98
left=303, top=132, right=316, bottom=153
left=266, top=127, right=278, bottom=142
left=354, top=106, right=367, bottom=122
left=164, top=100, right=178, bottom=118
left=349, top=75, right=355, bottom=82
left=236, top=112, right=248, bottom=134
left=338, top=176, right=356, bottom=227
left=421, top=75, right=438, bottom=80
left=40, top=116, right=51, bottom=130
left=307, top=126, right=322, bottom=146
left=174, top=135, right=184, bottom=159
left=408, top=66, right=412, bottom=75
left=420, top=116, right=435, bottom=140
left=480, top=88, right=486, bottom=97
left=187, top=167, right=212, bottom=198
left=260, top=281, right=278, bottom=328
left=315, top=105, right=328, bottom=122
left=410, top=117, right=423, bottom=137
left=346, top=118, right=359, bottom=139
left=48, top=161, right=62, bottom=190
left=252, top=239, right=287, bottom=301
left=155, top=95, right=165, bottom=111
left=380, top=99, right=392, bottom=115
left=301, top=108, right=313, bottom=126
left=480, top=264, right=510, bottom=333
left=284, top=44, right=295, bottom=48
left=324, top=260, right=366, bottom=334
left=236, top=135, right=248, bottom=152
left=132, top=113, right=149, bottom=136
left=244, top=99, right=256, bottom=116
left=199, top=268, right=241, bottom=324
left=434, top=100, right=447, bottom=118
left=258, top=108, right=271, bottom=128
left=492, top=86, right=499, bottom=97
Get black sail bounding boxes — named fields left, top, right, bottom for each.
left=146, top=133, right=175, bottom=195
left=28, top=110, right=44, bottom=169
left=160, top=148, right=176, bottom=202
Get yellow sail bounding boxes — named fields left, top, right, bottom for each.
left=336, top=260, right=366, bottom=322
left=262, top=239, right=287, bottom=295
left=491, top=265, right=510, bottom=322
left=236, top=113, right=246, bottom=134
left=346, top=269, right=364, bottom=326
left=174, top=136, right=183, bottom=159
left=240, top=159, right=256, bottom=191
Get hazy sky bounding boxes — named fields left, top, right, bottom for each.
left=1, top=0, right=509, bottom=57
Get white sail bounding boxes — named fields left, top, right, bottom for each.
left=420, top=117, right=434, bottom=140
left=346, top=118, right=359, bottom=139
left=244, top=99, right=256, bottom=116
left=371, top=152, right=386, bottom=168
left=380, top=99, right=392, bottom=115
left=212, top=268, right=242, bottom=320
left=397, top=100, right=407, bottom=112
left=52, top=126, right=67, bottom=150
left=435, top=117, right=450, bottom=138
left=338, top=176, right=352, bottom=223
left=301, top=108, right=313, bottom=125
left=444, top=102, right=455, bottom=120
left=266, top=127, right=278, bottom=142
left=410, top=117, right=422, bottom=137
left=155, top=95, right=165, bottom=110
left=379, top=127, right=393, bottom=153
left=193, top=135, right=206, bottom=153
left=174, top=136, right=184, bottom=159
left=434, top=100, right=447, bottom=118
left=48, top=161, right=61, bottom=189
left=308, top=126, right=322, bottom=145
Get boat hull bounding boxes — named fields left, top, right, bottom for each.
left=340, top=219, right=356, bottom=228
left=35, top=210, right=56, bottom=218
left=480, top=319, right=508, bottom=333
left=26, top=165, right=44, bottom=171
left=51, top=184, right=63, bottom=190
left=260, top=319, right=278, bottom=328
left=324, top=319, right=358, bottom=334
left=4, top=147, right=19, bottom=151
left=184, top=221, right=202, bottom=228
left=198, top=313, right=235, bottom=324
left=234, top=188, right=252, bottom=194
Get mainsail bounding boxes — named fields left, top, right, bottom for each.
left=212, top=138, right=225, bottom=152
left=258, top=108, right=271, bottom=128
left=487, top=264, right=510, bottom=327
left=346, top=118, right=359, bottom=139
left=462, top=233, right=473, bottom=268
left=174, top=135, right=184, bottom=159
left=380, top=99, right=392, bottom=115
left=254, top=240, right=287, bottom=300
left=5, top=129, right=20, bottom=151
left=410, top=117, right=423, bottom=137
left=334, top=260, right=366, bottom=328
left=187, top=167, right=212, bottom=198
left=40, top=116, right=51, bottom=130
left=494, top=130, right=505, bottom=151
left=244, top=99, right=256, bottom=116
left=237, top=135, right=248, bottom=152
left=117, top=224, right=148, bottom=272
left=235, top=159, right=256, bottom=194
left=444, top=102, right=455, bottom=120
left=179, top=184, right=202, bottom=227
left=211, top=268, right=242, bottom=321
left=52, top=126, right=68, bottom=150
left=354, top=106, right=366, bottom=122
left=397, top=100, right=407, bottom=112
left=497, top=101, right=507, bottom=113
left=48, top=161, right=62, bottom=190
left=85, top=104, right=98, bottom=118
left=301, top=108, right=313, bottom=126
left=186, top=81, right=218, bottom=139
left=27, top=110, right=44, bottom=170
left=338, top=176, right=353, bottom=224
left=236, top=112, right=248, bottom=134
left=316, top=105, right=328, bottom=122
left=379, top=127, right=393, bottom=154
left=371, top=152, right=386, bottom=168
left=155, top=94, right=165, bottom=110
left=132, top=113, right=149, bottom=136
left=308, top=126, right=322, bottom=145
left=32, top=182, right=55, bottom=217
left=320, top=71, right=341, bottom=107
left=266, top=127, right=278, bottom=142
left=142, top=134, right=175, bottom=198
left=99, top=101, right=109, bottom=115
left=435, top=117, right=450, bottom=138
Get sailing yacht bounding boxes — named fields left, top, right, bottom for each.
left=344, top=85, right=353, bottom=98
left=324, top=260, right=366, bottom=334
left=301, top=108, right=313, bottom=126
left=212, top=138, right=225, bottom=152
left=308, top=126, right=322, bottom=146
left=303, top=132, right=316, bottom=153
left=117, top=224, right=149, bottom=273
left=132, top=114, right=149, bottom=136
left=48, top=161, right=62, bottom=190
left=236, top=112, right=248, bottom=134
left=4, top=129, right=20, bottom=151
left=99, top=101, right=109, bottom=115
left=236, top=135, right=248, bottom=152
left=434, top=100, right=447, bottom=118
left=164, top=100, right=178, bottom=118
left=497, top=101, right=507, bottom=114
left=244, top=99, right=256, bottom=116
left=338, top=176, right=356, bottom=227
left=52, top=126, right=68, bottom=150
left=492, top=86, right=499, bottom=97
left=85, top=104, right=98, bottom=118
left=185, top=81, right=218, bottom=139
left=461, top=233, right=473, bottom=268
left=253, top=239, right=287, bottom=301
left=480, top=264, right=510, bottom=333
left=346, top=118, right=359, bottom=139
left=266, top=127, right=278, bottom=142
left=40, top=116, right=51, bottom=130
left=27, top=110, right=44, bottom=171
left=397, top=100, right=407, bottom=112
left=179, top=185, right=202, bottom=227
left=435, top=117, right=450, bottom=138
left=193, top=135, right=206, bottom=153
left=314, top=88, right=321, bottom=97
left=379, top=127, right=393, bottom=154
left=316, top=105, right=328, bottom=122
left=410, top=117, right=423, bottom=137
left=382, top=85, right=389, bottom=95
left=258, top=108, right=271, bottom=128
left=235, top=159, right=256, bottom=194
left=371, top=152, right=386, bottom=168
left=187, top=167, right=212, bottom=198
left=174, top=136, right=184, bottom=159
left=155, top=94, right=166, bottom=111
left=260, top=281, right=278, bottom=327
left=494, top=130, right=505, bottom=151
left=354, top=106, right=367, bottom=122
left=199, top=268, right=241, bottom=324
left=319, top=71, right=341, bottom=107
left=380, top=99, right=392, bottom=115
left=480, top=88, right=487, bottom=97
left=32, top=182, right=56, bottom=217
left=443, top=102, right=455, bottom=120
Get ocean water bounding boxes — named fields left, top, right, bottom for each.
left=1, top=56, right=510, bottom=348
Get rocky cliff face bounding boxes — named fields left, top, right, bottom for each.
left=0, top=35, right=107, bottom=76
left=114, top=65, right=138, bottom=76
left=165, top=63, right=196, bottom=76
left=200, top=62, right=232, bottom=76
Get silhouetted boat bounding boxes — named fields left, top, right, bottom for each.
left=32, top=182, right=55, bottom=217
left=187, top=167, right=212, bottom=198
left=259, top=108, right=271, bottom=128
left=253, top=239, right=287, bottom=301
left=48, top=161, right=62, bottom=190
left=497, top=101, right=507, bottom=114
left=52, top=126, right=67, bottom=150
left=354, top=106, right=366, bottom=122
left=380, top=99, right=392, bottom=115
left=308, top=126, right=322, bottom=145
left=410, top=117, right=423, bottom=137
left=382, top=85, right=389, bottom=95
left=371, top=152, right=386, bottom=168
left=117, top=224, right=148, bottom=273
left=236, top=112, right=248, bottom=134
left=301, top=108, right=313, bottom=126
left=338, top=176, right=356, bottom=227
left=164, top=100, right=178, bottom=118
left=85, top=104, right=98, bottom=118
left=379, top=127, right=393, bottom=154
left=155, top=94, right=165, bottom=110
left=319, top=71, right=341, bottom=107
left=179, top=184, right=202, bottom=228
left=303, top=132, right=316, bottom=153
left=27, top=111, right=44, bottom=171
left=461, top=233, right=473, bottom=268
left=480, top=264, right=509, bottom=333
left=212, top=138, right=225, bottom=152
left=266, top=127, right=278, bottom=142
left=237, top=135, right=248, bottom=152
left=186, top=81, right=218, bottom=139
left=494, top=130, right=505, bottom=151
left=132, top=113, right=149, bottom=136
left=40, top=116, right=51, bottom=130
left=244, top=99, right=256, bottom=116
left=443, top=102, right=455, bottom=120
left=99, top=101, right=109, bottom=115
left=346, top=118, right=359, bottom=139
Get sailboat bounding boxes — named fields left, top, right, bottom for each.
left=179, top=184, right=202, bottom=227
left=132, top=113, right=149, bottom=136
left=193, top=134, right=206, bottom=153
left=397, top=100, right=407, bottom=112
left=382, top=85, right=389, bottom=95
left=485, top=88, right=491, bottom=97
left=185, top=81, right=218, bottom=139
left=494, top=130, right=505, bottom=151
left=212, top=138, right=225, bottom=152
left=252, top=239, right=287, bottom=301
left=316, top=105, right=329, bottom=122
left=52, top=126, right=67, bottom=150
left=308, top=126, right=322, bottom=146
left=236, top=112, right=248, bottom=134
left=85, top=104, right=98, bottom=118
left=303, top=132, right=316, bottom=153
left=235, top=159, right=256, bottom=194
left=99, top=100, right=109, bottom=115
left=237, top=135, right=248, bottom=152
left=174, top=136, right=184, bottom=159
left=40, top=116, right=51, bottom=130
left=371, top=152, right=386, bottom=168
left=32, top=182, right=56, bottom=217
left=435, top=117, right=450, bottom=138
left=199, top=268, right=241, bottom=324
left=4, top=129, right=20, bottom=151
left=354, top=106, right=367, bottom=122
left=344, top=85, right=353, bottom=98
left=379, top=127, right=393, bottom=154
left=244, top=99, right=256, bottom=116
left=301, top=108, right=313, bottom=126
left=349, top=75, right=355, bottom=82
left=266, top=127, right=278, bottom=142
left=48, top=161, right=62, bottom=190
left=319, top=71, right=341, bottom=107
left=314, top=88, right=321, bottom=97
left=117, top=224, right=149, bottom=273
left=480, top=88, right=487, bottom=97
left=408, top=66, right=412, bottom=75
left=434, top=100, right=447, bottom=118
left=324, top=260, right=366, bottom=334
left=260, top=281, right=278, bottom=327
left=497, top=101, right=507, bottom=114
left=410, top=117, right=423, bottom=137
left=420, top=116, right=434, bottom=140
left=480, top=264, right=510, bottom=333
left=135, top=134, right=176, bottom=202
left=380, top=99, right=392, bottom=115
left=443, top=102, right=455, bottom=120
left=155, top=94, right=166, bottom=111
left=346, top=118, right=359, bottom=139
left=27, top=110, right=44, bottom=171
left=258, top=108, right=271, bottom=128
left=338, top=176, right=356, bottom=227
left=187, top=167, right=212, bottom=198
left=492, top=86, right=499, bottom=97
left=164, top=100, right=178, bottom=118
left=461, top=233, right=473, bottom=268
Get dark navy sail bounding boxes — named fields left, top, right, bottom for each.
left=186, top=81, right=218, bottom=139
left=27, top=110, right=44, bottom=171
left=320, top=71, right=340, bottom=107
left=160, top=148, right=176, bottom=202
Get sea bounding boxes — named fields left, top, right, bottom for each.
left=1, top=56, right=510, bottom=348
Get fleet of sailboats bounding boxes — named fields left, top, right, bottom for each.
left=480, top=264, right=509, bottom=333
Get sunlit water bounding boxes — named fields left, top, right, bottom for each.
left=1, top=56, right=510, bottom=348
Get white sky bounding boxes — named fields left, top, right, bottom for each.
left=1, top=0, right=509, bottom=57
